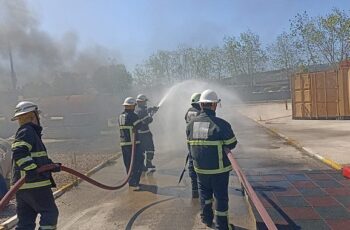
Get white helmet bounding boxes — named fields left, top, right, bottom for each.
left=136, top=94, right=148, bottom=102
left=122, top=97, right=136, bottom=106
left=11, top=101, right=40, bottom=121
left=198, top=89, right=221, bottom=103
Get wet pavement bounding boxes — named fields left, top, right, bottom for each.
left=10, top=110, right=350, bottom=229
left=231, top=112, right=350, bottom=229
left=249, top=170, right=350, bottom=230
left=55, top=151, right=255, bottom=230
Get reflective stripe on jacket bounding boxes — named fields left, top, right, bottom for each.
left=135, top=105, right=153, bottom=133
left=185, top=105, right=201, bottom=124
left=11, top=123, right=54, bottom=190
left=119, top=110, right=141, bottom=146
left=186, top=109, right=238, bottom=174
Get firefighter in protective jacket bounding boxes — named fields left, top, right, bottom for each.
left=119, top=97, right=144, bottom=187
left=184, top=93, right=201, bottom=198
left=186, top=90, right=237, bottom=230
left=135, top=94, right=158, bottom=170
left=11, top=101, right=60, bottom=230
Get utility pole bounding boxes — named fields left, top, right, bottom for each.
left=8, top=45, right=17, bottom=91
left=346, top=38, right=350, bottom=61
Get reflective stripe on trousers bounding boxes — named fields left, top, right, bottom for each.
left=138, top=129, right=151, bottom=134
left=197, top=172, right=231, bottom=230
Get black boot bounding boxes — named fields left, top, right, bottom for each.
left=201, top=219, right=213, bottom=228
left=146, top=160, right=155, bottom=169
left=201, top=212, right=213, bottom=228
left=142, top=164, right=148, bottom=172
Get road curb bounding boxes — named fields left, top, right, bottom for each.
left=266, top=126, right=342, bottom=171
left=240, top=112, right=343, bottom=171
left=0, top=153, right=121, bottom=230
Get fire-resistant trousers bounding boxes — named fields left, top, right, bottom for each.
left=122, top=145, right=144, bottom=186
left=0, top=174, right=8, bottom=199
left=188, top=153, right=198, bottom=192
left=197, top=171, right=231, bottom=230
left=139, top=132, right=155, bottom=166
left=15, top=187, right=58, bottom=230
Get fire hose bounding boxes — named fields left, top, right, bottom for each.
left=225, top=149, right=277, bottom=230
left=0, top=133, right=137, bottom=212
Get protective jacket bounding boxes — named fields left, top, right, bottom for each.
left=186, top=109, right=237, bottom=174
left=0, top=138, right=12, bottom=179
left=185, top=104, right=201, bottom=124
left=119, top=110, right=141, bottom=146
left=135, top=105, right=153, bottom=134
left=12, top=122, right=55, bottom=190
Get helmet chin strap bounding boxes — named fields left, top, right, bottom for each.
left=34, top=110, right=41, bottom=127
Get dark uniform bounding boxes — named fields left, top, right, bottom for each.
left=12, top=122, right=58, bottom=230
left=135, top=105, right=155, bottom=168
left=119, top=109, right=144, bottom=186
left=186, top=109, right=237, bottom=230
left=0, top=139, right=11, bottom=198
left=185, top=103, right=201, bottom=196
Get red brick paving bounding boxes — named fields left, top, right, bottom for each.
left=291, top=180, right=318, bottom=189
left=325, top=187, right=350, bottom=196
left=249, top=170, right=350, bottom=229
left=307, top=173, right=333, bottom=180
left=283, top=207, right=321, bottom=220
left=305, top=196, right=341, bottom=207
left=326, top=219, right=350, bottom=230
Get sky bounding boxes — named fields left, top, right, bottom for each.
left=26, top=0, right=350, bottom=69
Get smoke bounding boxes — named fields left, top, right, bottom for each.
left=0, top=0, right=120, bottom=88
left=143, top=80, right=241, bottom=152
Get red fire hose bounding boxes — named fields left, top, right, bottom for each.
left=226, top=149, right=277, bottom=230
left=0, top=133, right=137, bottom=212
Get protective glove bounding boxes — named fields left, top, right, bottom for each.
left=25, top=169, right=39, bottom=183
left=152, top=106, right=159, bottom=113
left=51, top=163, right=62, bottom=173
left=148, top=106, right=159, bottom=116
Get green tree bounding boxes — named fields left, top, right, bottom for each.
left=224, top=31, right=267, bottom=86
left=290, top=9, right=350, bottom=68
left=268, top=32, right=301, bottom=70
left=209, top=46, right=226, bottom=80
left=133, top=64, right=155, bottom=87
left=147, top=50, right=173, bottom=84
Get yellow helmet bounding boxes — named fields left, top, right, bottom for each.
left=191, top=93, right=201, bottom=104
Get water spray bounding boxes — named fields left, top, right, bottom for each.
left=156, top=82, right=190, bottom=108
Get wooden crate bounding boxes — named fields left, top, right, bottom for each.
left=292, top=61, right=350, bottom=119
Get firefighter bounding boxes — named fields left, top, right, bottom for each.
left=186, top=90, right=238, bottom=230
left=119, top=97, right=144, bottom=187
left=0, top=138, right=12, bottom=199
left=11, top=101, right=60, bottom=230
left=185, top=93, right=201, bottom=198
left=135, top=94, right=158, bottom=170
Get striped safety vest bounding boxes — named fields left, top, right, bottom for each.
left=186, top=109, right=238, bottom=174
left=119, top=110, right=141, bottom=147
left=12, top=123, right=54, bottom=190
